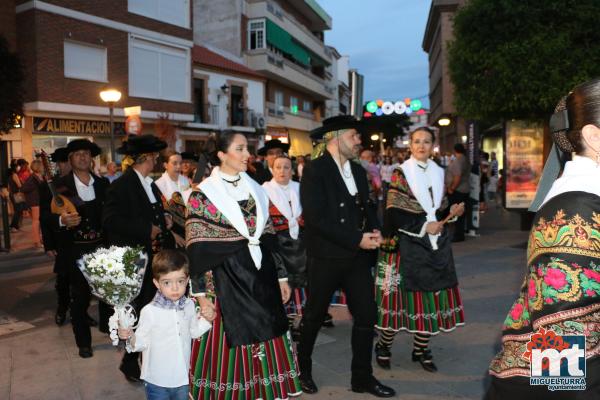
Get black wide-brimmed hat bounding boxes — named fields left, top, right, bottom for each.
left=66, top=139, right=101, bottom=157
left=50, top=147, right=69, bottom=163
left=309, top=115, right=364, bottom=140
left=117, top=135, right=167, bottom=155
left=257, top=139, right=290, bottom=156
left=180, top=151, right=199, bottom=162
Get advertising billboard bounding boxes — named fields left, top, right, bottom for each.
left=504, top=120, right=544, bottom=209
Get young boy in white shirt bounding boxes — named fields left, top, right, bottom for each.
left=118, top=249, right=211, bottom=400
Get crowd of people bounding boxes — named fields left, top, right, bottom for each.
left=4, top=77, right=600, bottom=400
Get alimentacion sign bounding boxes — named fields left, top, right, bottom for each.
left=33, top=117, right=125, bottom=135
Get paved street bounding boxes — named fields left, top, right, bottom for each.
left=0, top=206, right=528, bottom=400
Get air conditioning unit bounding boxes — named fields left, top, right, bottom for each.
left=253, top=113, right=266, bottom=129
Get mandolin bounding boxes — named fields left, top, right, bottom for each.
left=39, top=149, right=78, bottom=216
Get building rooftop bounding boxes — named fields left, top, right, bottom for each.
left=192, top=45, right=265, bottom=80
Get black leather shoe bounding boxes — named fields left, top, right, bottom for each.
left=374, top=343, right=391, bottom=369
left=322, top=313, right=334, bottom=328
left=55, top=308, right=67, bottom=326
left=412, top=349, right=438, bottom=372
left=86, top=314, right=98, bottom=327
left=299, top=375, right=318, bottom=394
left=78, top=347, right=93, bottom=358
left=352, top=378, right=396, bottom=398
left=119, top=363, right=142, bottom=383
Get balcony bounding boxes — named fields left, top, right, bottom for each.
left=247, top=1, right=331, bottom=63
left=266, top=101, right=320, bottom=132
left=187, top=103, right=220, bottom=129
left=247, top=49, right=332, bottom=99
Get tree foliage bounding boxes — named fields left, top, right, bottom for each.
left=448, top=0, right=600, bottom=121
left=0, top=36, right=24, bottom=134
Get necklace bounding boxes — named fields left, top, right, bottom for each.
left=222, top=176, right=241, bottom=187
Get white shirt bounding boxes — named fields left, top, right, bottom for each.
left=134, top=168, right=157, bottom=203
left=541, top=155, right=600, bottom=207
left=219, top=170, right=250, bottom=201
left=131, top=299, right=211, bottom=388
left=155, top=172, right=190, bottom=201
left=73, top=173, right=96, bottom=201
left=332, top=157, right=358, bottom=195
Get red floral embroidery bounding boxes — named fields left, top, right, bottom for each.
left=206, top=204, right=217, bottom=215
left=189, top=197, right=200, bottom=209
left=528, top=279, right=536, bottom=298
left=510, top=303, right=524, bottom=321
left=544, top=268, right=567, bottom=290
left=583, top=268, right=600, bottom=282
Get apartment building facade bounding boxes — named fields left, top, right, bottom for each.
left=180, top=45, right=266, bottom=154
left=422, top=0, right=466, bottom=152
left=10, top=0, right=195, bottom=163
left=194, top=0, right=334, bottom=156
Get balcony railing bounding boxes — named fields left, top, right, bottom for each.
left=266, top=102, right=315, bottom=120
left=230, top=108, right=258, bottom=127
left=193, top=103, right=219, bottom=125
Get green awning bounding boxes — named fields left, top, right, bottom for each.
left=266, top=19, right=310, bottom=66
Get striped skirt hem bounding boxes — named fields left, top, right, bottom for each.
left=374, top=250, right=465, bottom=334
left=190, top=303, right=302, bottom=400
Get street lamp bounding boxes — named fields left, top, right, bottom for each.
left=99, top=88, right=122, bottom=161
left=438, top=117, right=451, bottom=127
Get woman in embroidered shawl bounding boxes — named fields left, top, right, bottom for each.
left=486, top=79, right=600, bottom=399
left=262, top=155, right=306, bottom=340
left=155, top=149, right=190, bottom=248
left=374, top=127, right=465, bottom=373
left=186, top=131, right=302, bottom=400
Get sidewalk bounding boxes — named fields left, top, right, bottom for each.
left=0, top=207, right=529, bottom=400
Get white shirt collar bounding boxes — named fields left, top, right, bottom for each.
left=73, top=172, right=96, bottom=201
left=134, top=168, right=157, bottom=203
left=331, top=153, right=358, bottom=196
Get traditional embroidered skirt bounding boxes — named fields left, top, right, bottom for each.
left=330, top=289, right=347, bottom=306
left=190, top=303, right=302, bottom=400
left=285, top=288, right=306, bottom=317
left=374, top=250, right=465, bottom=334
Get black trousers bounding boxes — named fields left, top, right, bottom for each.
left=448, top=191, right=469, bottom=241
left=68, top=245, right=112, bottom=349
left=69, top=262, right=93, bottom=348
left=298, top=253, right=377, bottom=385
left=54, top=253, right=70, bottom=312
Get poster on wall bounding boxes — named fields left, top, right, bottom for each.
left=504, top=120, right=544, bottom=209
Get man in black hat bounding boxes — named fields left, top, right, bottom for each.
left=180, top=151, right=198, bottom=183
left=40, top=147, right=72, bottom=325
left=40, top=139, right=111, bottom=358
left=253, top=139, right=291, bottom=184
left=297, top=116, right=395, bottom=397
left=103, top=134, right=175, bottom=381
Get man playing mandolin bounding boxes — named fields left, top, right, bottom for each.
left=40, top=139, right=111, bottom=358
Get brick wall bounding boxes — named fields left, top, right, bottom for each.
left=17, top=9, right=193, bottom=116
left=0, top=0, right=17, bottom=51
left=19, top=0, right=193, bottom=41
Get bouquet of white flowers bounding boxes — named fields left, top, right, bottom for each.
left=77, top=246, right=148, bottom=348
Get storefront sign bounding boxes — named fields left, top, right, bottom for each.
left=265, top=129, right=289, bottom=144
left=504, top=120, right=544, bottom=209
left=33, top=117, right=125, bottom=135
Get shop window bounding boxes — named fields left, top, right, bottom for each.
left=129, top=36, right=190, bottom=102
left=248, top=19, right=266, bottom=50
left=128, top=0, right=189, bottom=28
left=64, top=41, right=107, bottom=82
